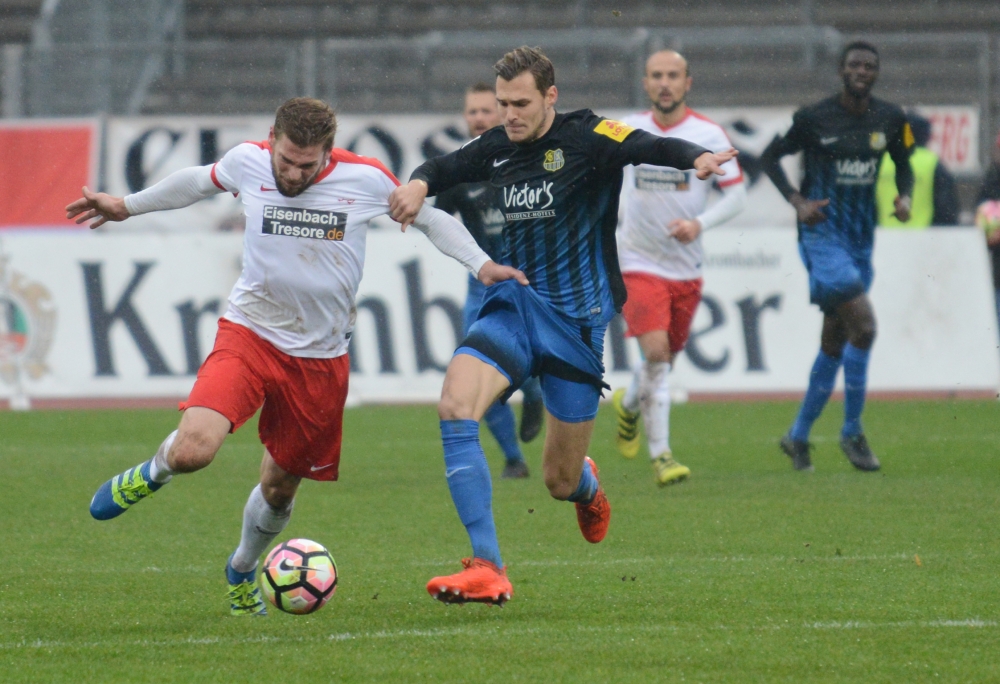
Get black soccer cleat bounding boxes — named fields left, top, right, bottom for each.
left=501, top=460, right=530, bottom=479
left=840, top=433, right=881, bottom=471
left=780, top=434, right=814, bottom=472
left=519, top=395, right=544, bottom=443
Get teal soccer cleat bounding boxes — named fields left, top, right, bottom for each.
left=89, top=460, right=166, bottom=520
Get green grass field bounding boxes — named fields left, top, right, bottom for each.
left=1, top=399, right=999, bottom=682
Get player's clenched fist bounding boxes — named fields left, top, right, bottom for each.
left=389, top=179, right=429, bottom=230
left=66, top=186, right=130, bottom=229
left=692, top=148, right=738, bottom=180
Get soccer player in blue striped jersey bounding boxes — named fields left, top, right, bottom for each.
left=390, top=46, right=736, bottom=604
left=761, top=41, right=914, bottom=473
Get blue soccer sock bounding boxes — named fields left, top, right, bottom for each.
left=841, top=343, right=871, bottom=438
left=789, top=350, right=842, bottom=442
left=440, top=420, right=502, bottom=567
left=483, top=402, right=524, bottom=464
left=566, top=461, right=598, bottom=504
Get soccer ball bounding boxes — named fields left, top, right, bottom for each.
left=976, top=200, right=1000, bottom=238
left=261, top=538, right=338, bottom=614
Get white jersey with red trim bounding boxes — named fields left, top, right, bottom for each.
left=618, top=108, right=743, bottom=280
left=211, top=141, right=400, bottom=358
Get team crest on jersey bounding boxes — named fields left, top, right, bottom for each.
left=543, top=149, right=565, bottom=172
left=594, top=119, right=634, bottom=142
left=869, top=132, right=887, bottom=151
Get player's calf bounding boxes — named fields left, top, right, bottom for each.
left=167, top=407, right=232, bottom=473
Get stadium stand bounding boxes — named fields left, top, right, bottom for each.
left=0, top=0, right=42, bottom=44
left=1, top=1, right=998, bottom=142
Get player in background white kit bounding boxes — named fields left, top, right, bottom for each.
left=67, top=98, right=526, bottom=615
left=612, top=51, right=747, bottom=485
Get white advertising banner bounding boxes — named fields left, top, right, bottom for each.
left=0, top=228, right=996, bottom=405
left=102, top=105, right=979, bottom=237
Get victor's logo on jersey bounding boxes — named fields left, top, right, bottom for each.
left=503, top=181, right=556, bottom=221
left=594, top=119, right=634, bottom=142
left=869, top=132, right=887, bottom=151
left=262, top=205, right=348, bottom=240
left=835, top=158, right=879, bottom=185
left=635, top=168, right=690, bottom=191
left=543, top=149, right=565, bottom=172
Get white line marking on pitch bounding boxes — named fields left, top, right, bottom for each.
left=416, top=553, right=917, bottom=568
left=2, top=619, right=995, bottom=651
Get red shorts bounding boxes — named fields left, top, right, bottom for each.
left=621, top=272, right=703, bottom=354
left=180, top=319, right=350, bottom=481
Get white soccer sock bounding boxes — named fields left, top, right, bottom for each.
left=148, top=430, right=177, bottom=484
left=639, top=361, right=672, bottom=458
left=231, top=485, right=294, bottom=574
left=622, top=367, right=641, bottom=413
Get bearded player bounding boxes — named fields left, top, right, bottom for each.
left=611, top=50, right=747, bottom=485
left=67, top=98, right=525, bottom=616
left=761, top=42, right=913, bottom=472
left=434, top=82, right=545, bottom=479
left=390, top=47, right=736, bottom=605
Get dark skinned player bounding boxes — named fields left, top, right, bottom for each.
left=761, top=41, right=914, bottom=472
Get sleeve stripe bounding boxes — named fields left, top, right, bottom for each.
left=718, top=173, right=745, bottom=188
left=209, top=163, right=226, bottom=191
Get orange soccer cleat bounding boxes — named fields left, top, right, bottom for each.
left=575, top=457, right=611, bottom=543
left=426, top=558, right=513, bottom=606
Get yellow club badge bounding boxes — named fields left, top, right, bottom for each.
left=543, top=149, right=565, bottom=172
left=869, top=131, right=887, bottom=151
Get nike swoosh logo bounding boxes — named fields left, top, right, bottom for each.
left=467, top=188, right=486, bottom=198
left=445, top=466, right=473, bottom=478
left=310, top=463, right=334, bottom=472
left=820, top=136, right=839, bottom=145
left=493, top=159, right=509, bottom=167
left=260, top=184, right=277, bottom=192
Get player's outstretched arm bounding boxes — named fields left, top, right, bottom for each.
left=409, top=204, right=527, bottom=286
left=66, top=187, right=129, bottom=229
left=612, top=127, right=713, bottom=173
left=389, top=180, right=429, bottom=231
left=692, top=149, right=739, bottom=180
left=393, top=136, right=493, bottom=230
left=68, top=166, right=225, bottom=230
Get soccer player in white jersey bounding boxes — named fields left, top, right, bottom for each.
left=612, top=51, right=747, bottom=485
left=66, top=98, right=525, bottom=616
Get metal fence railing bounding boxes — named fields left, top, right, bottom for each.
left=0, top=8, right=997, bottom=165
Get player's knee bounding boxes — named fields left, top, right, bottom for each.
left=820, top=340, right=845, bottom=358
left=438, top=390, right=474, bottom=421
left=645, top=346, right=672, bottom=364
left=167, top=429, right=220, bottom=472
left=851, top=321, right=877, bottom=350
left=260, top=482, right=296, bottom=511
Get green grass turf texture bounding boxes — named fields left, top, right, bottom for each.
left=1, top=399, right=998, bottom=682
